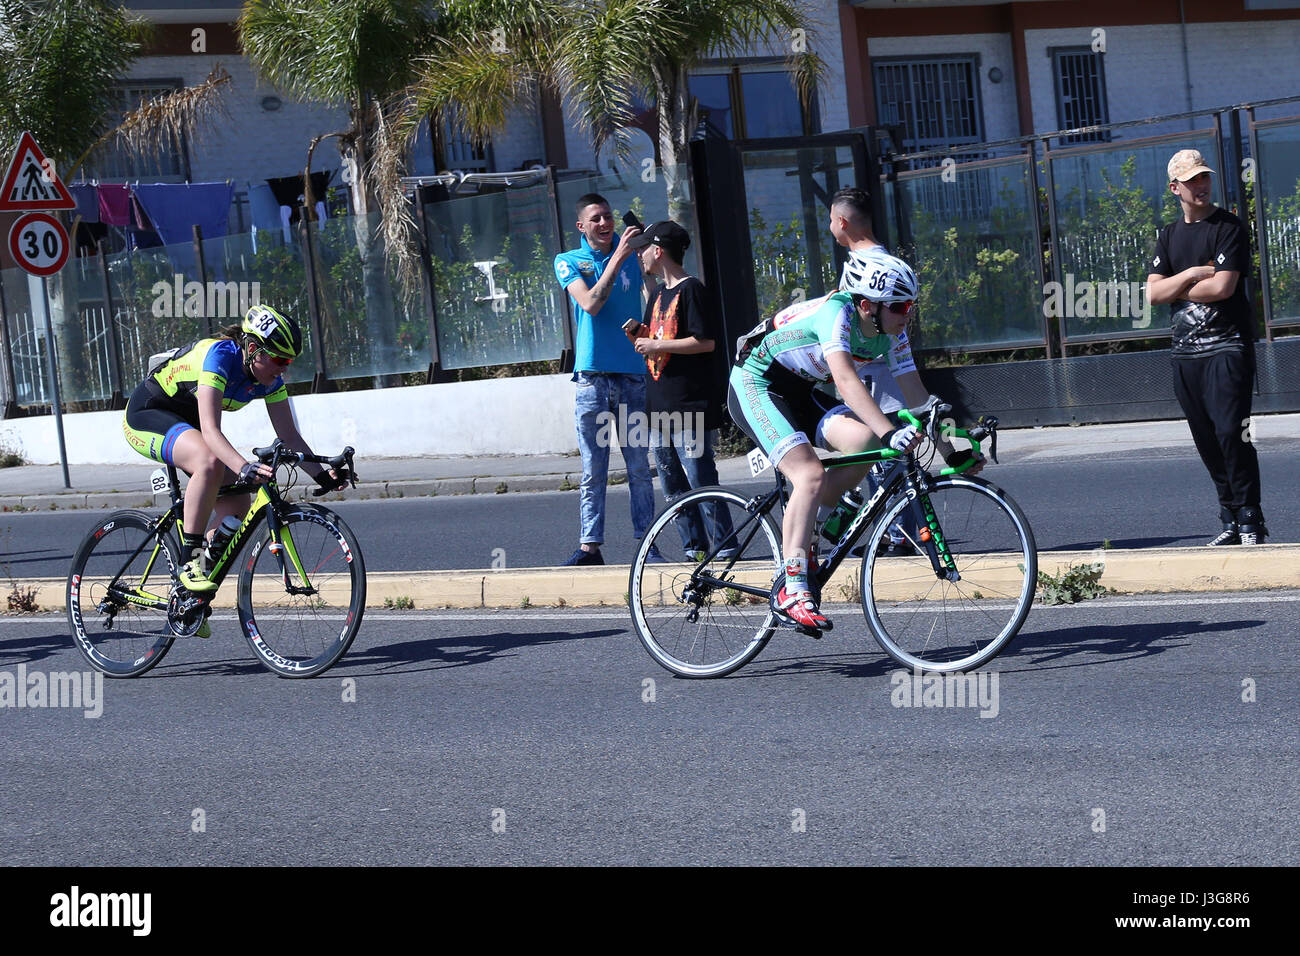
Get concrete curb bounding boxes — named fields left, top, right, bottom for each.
left=0, top=470, right=618, bottom=511
left=13, top=546, right=1299, bottom=614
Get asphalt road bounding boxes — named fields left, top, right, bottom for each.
left=1, top=592, right=1297, bottom=865
left=2, top=447, right=1296, bottom=576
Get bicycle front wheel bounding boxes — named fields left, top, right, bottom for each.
left=629, top=487, right=782, bottom=678
left=236, top=504, right=366, bottom=677
left=67, top=510, right=179, bottom=677
left=860, top=475, right=1036, bottom=673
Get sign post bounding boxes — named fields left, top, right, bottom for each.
left=2, top=132, right=77, bottom=487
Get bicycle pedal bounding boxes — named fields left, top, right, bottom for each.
left=795, top=624, right=824, bottom=639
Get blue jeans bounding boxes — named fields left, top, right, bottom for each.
left=574, top=372, right=655, bottom=545
left=651, top=423, right=735, bottom=555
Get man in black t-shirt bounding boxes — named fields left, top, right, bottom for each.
left=1147, top=148, right=1266, bottom=545
left=625, top=220, right=735, bottom=560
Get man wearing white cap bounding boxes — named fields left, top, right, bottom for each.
left=1147, top=148, right=1265, bottom=546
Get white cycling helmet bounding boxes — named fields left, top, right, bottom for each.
left=840, top=250, right=918, bottom=304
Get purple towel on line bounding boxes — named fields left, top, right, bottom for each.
left=97, top=184, right=132, bottom=226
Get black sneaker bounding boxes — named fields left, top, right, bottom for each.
left=1237, top=507, right=1267, bottom=546
left=1206, top=525, right=1240, bottom=547
left=562, top=547, right=604, bottom=566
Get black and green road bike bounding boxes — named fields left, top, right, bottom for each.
left=629, top=404, right=1037, bottom=677
left=67, top=441, right=364, bottom=678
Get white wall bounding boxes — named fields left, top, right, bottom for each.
left=125, top=54, right=349, bottom=187
left=1025, top=20, right=1300, bottom=139
left=0, top=375, right=583, bottom=464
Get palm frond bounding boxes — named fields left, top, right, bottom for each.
left=86, top=65, right=233, bottom=176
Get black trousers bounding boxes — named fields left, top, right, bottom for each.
left=1172, top=348, right=1261, bottom=513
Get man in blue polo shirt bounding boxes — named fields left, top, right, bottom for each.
left=553, top=193, right=655, bottom=565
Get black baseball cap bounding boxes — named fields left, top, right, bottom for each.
left=625, top=220, right=690, bottom=258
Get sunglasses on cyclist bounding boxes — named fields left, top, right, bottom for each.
left=254, top=346, right=292, bottom=367
left=883, top=300, right=914, bottom=316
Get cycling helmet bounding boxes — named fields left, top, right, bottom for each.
left=840, top=251, right=919, bottom=304
left=242, top=305, right=303, bottom=359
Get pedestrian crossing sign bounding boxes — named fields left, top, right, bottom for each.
left=0, top=131, right=76, bottom=212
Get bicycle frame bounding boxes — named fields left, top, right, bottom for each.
left=676, top=409, right=991, bottom=604
left=96, top=468, right=312, bottom=617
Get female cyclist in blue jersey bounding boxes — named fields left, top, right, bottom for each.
left=728, top=254, right=923, bottom=632
left=123, top=305, right=342, bottom=596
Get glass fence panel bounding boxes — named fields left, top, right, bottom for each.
left=426, top=181, right=566, bottom=370
left=106, top=243, right=208, bottom=385
left=1256, top=119, right=1300, bottom=327
left=894, top=155, right=1043, bottom=351
left=1, top=267, right=44, bottom=406
left=741, top=146, right=854, bottom=320
left=202, top=227, right=314, bottom=386
left=309, top=211, right=428, bottom=381
left=1049, top=130, right=1220, bottom=340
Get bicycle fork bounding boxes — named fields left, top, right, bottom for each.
left=906, top=479, right=960, bottom=582
left=263, top=508, right=317, bottom=596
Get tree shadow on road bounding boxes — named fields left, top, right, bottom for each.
left=1048, top=535, right=1203, bottom=550
left=334, top=627, right=625, bottom=676
left=0, top=629, right=71, bottom=666
left=1040, top=535, right=1201, bottom=548
left=691, top=616, right=1266, bottom=681
left=995, top=617, right=1265, bottom=672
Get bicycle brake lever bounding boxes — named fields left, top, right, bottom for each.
left=978, top=415, right=999, bottom=464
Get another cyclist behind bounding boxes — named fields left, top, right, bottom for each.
left=728, top=254, right=923, bottom=632
left=122, top=305, right=343, bottom=597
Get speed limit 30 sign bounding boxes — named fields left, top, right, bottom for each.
left=9, top=211, right=70, bottom=276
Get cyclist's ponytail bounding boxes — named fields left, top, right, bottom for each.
left=216, top=322, right=244, bottom=341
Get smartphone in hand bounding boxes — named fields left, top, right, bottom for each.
left=622, top=317, right=648, bottom=342
left=622, top=211, right=642, bottom=230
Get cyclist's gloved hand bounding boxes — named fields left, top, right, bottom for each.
left=882, top=424, right=920, bottom=452
left=315, top=469, right=349, bottom=492
left=238, top=462, right=267, bottom=484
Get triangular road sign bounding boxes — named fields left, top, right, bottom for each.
left=0, top=131, right=76, bottom=212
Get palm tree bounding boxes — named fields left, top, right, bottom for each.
left=238, top=0, right=443, bottom=385
left=388, top=0, right=824, bottom=217
left=0, top=0, right=229, bottom=400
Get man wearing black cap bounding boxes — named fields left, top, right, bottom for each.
left=625, top=220, right=734, bottom=561
left=1147, top=148, right=1266, bottom=545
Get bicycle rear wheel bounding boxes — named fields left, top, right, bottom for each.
left=67, top=510, right=179, bottom=677
left=629, top=487, right=782, bottom=678
left=860, top=475, right=1036, bottom=673
left=236, top=504, right=366, bottom=677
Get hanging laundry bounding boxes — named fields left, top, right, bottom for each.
left=69, top=184, right=100, bottom=224
left=247, top=182, right=289, bottom=251
left=98, top=184, right=133, bottom=226
left=133, top=182, right=235, bottom=245
left=266, top=171, right=332, bottom=226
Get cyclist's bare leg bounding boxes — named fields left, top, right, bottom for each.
left=169, top=430, right=226, bottom=542
left=775, top=442, right=825, bottom=567
left=212, top=491, right=250, bottom=534
left=818, top=411, right=878, bottom=502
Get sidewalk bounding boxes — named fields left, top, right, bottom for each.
left=4, top=413, right=1299, bottom=511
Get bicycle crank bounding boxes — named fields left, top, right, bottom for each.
left=167, top=586, right=210, bottom=637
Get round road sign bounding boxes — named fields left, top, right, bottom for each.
left=9, top=211, right=70, bottom=277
